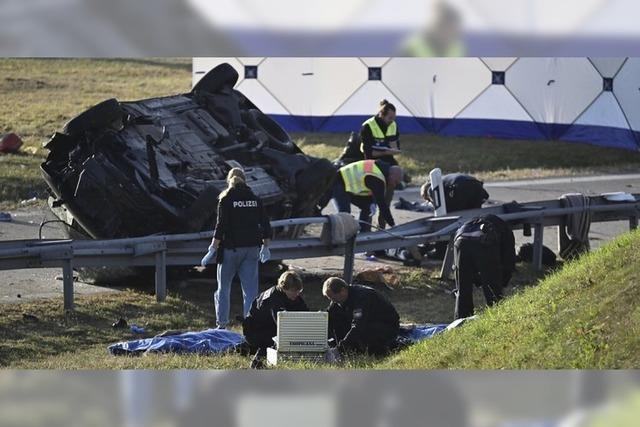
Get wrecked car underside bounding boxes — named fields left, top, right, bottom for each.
left=41, top=63, right=336, bottom=240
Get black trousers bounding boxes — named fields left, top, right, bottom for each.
left=243, top=323, right=274, bottom=357
left=328, top=305, right=399, bottom=356
left=453, top=237, right=503, bottom=320
left=332, top=181, right=374, bottom=232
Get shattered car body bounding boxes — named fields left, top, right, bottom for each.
left=41, top=63, right=336, bottom=240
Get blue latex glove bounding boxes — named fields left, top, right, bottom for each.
left=201, top=244, right=216, bottom=267
left=259, top=245, right=271, bottom=263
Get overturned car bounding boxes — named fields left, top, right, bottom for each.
left=41, top=63, right=336, bottom=241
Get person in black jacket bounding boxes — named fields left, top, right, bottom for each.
left=210, top=167, right=272, bottom=329
left=420, top=173, right=490, bottom=260
left=453, top=214, right=516, bottom=319
left=421, top=173, right=489, bottom=213
left=323, top=277, right=400, bottom=356
left=243, top=271, right=308, bottom=359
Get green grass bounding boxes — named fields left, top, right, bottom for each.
left=4, top=229, right=638, bottom=370
left=382, top=229, right=640, bottom=369
left=294, top=132, right=640, bottom=183
left=0, top=263, right=543, bottom=369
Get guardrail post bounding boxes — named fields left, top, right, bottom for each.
left=62, top=259, right=74, bottom=311
left=532, top=221, right=544, bottom=271
left=155, top=250, right=167, bottom=302
left=343, top=237, right=356, bottom=284
left=629, top=215, right=638, bottom=231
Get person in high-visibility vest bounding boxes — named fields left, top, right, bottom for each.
left=332, top=159, right=403, bottom=232
left=360, top=100, right=404, bottom=230
left=360, top=99, right=401, bottom=166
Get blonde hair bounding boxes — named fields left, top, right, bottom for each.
left=219, top=167, right=246, bottom=199
left=276, top=271, right=303, bottom=292
left=322, top=277, right=348, bottom=296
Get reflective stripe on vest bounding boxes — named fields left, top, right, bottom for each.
left=339, top=160, right=386, bottom=196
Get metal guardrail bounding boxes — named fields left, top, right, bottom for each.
left=0, top=195, right=639, bottom=310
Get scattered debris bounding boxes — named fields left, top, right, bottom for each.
left=21, top=146, right=38, bottom=155
left=130, top=324, right=145, bottom=334
left=55, top=274, right=79, bottom=282
left=22, top=313, right=40, bottom=322
left=0, top=133, right=22, bottom=154
left=355, top=266, right=400, bottom=289
left=0, top=212, right=11, bottom=222
left=19, top=197, right=38, bottom=206
left=112, top=317, right=128, bottom=329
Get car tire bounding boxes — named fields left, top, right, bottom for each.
left=244, top=109, right=295, bottom=153
left=192, top=63, right=239, bottom=93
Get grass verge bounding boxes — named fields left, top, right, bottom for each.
left=1, top=263, right=543, bottom=369
left=382, top=229, right=640, bottom=369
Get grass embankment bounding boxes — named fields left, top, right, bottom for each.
left=383, top=229, right=640, bottom=369
left=2, top=230, right=639, bottom=369
left=0, top=264, right=542, bottom=369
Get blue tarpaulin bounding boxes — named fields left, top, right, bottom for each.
left=108, top=324, right=450, bottom=356
left=400, top=324, right=448, bottom=343
left=108, top=329, right=246, bottom=356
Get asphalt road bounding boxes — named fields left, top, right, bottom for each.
left=1, top=174, right=639, bottom=303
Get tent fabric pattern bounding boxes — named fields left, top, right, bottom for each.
left=193, top=57, right=639, bottom=150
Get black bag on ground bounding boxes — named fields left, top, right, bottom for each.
left=516, top=243, right=557, bottom=266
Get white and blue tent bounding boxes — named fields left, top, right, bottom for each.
left=193, top=57, right=640, bottom=150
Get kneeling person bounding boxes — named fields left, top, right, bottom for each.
left=323, top=277, right=400, bottom=356
left=243, top=271, right=308, bottom=358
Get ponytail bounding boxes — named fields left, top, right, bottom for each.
left=219, top=167, right=246, bottom=199
left=378, top=99, right=396, bottom=116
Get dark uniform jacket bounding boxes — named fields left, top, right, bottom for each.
left=243, top=285, right=309, bottom=341
left=330, top=285, right=400, bottom=350
left=441, top=173, right=489, bottom=212
left=213, top=183, right=272, bottom=248
left=454, top=214, right=516, bottom=287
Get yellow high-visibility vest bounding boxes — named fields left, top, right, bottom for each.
left=362, top=116, right=398, bottom=145
left=339, top=160, right=386, bottom=196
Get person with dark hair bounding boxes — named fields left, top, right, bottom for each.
left=360, top=99, right=401, bottom=165
left=205, top=167, right=272, bottom=329
left=243, top=271, right=308, bottom=368
left=332, top=159, right=403, bottom=232
left=360, top=99, right=403, bottom=229
left=323, top=277, right=400, bottom=356
left=453, top=214, right=516, bottom=319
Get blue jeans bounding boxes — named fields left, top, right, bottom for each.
left=215, top=246, right=260, bottom=328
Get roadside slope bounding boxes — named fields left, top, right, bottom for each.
left=383, top=229, right=640, bottom=369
